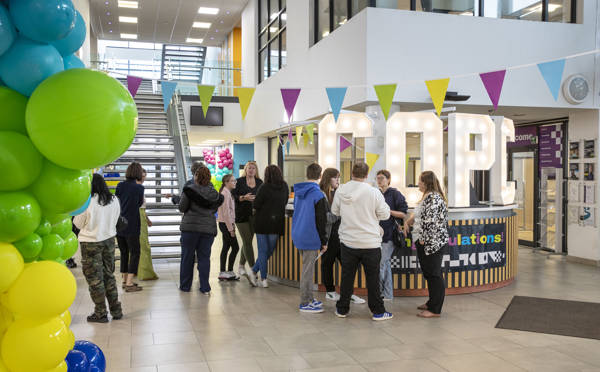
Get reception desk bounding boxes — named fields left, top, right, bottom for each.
left=268, top=205, right=517, bottom=296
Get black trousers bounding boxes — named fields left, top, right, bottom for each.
left=416, top=242, right=445, bottom=314
left=218, top=222, right=240, bottom=272
left=117, top=234, right=141, bottom=275
left=336, top=244, right=386, bottom=315
left=321, top=227, right=341, bottom=292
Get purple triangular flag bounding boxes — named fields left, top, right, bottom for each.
left=280, top=88, right=301, bottom=122
left=340, top=136, right=352, bottom=153
left=127, top=75, right=143, bottom=97
left=479, top=70, right=506, bottom=110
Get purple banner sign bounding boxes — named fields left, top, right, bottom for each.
left=539, top=124, right=562, bottom=168
left=509, top=125, right=538, bottom=147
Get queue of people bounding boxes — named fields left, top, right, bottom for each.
left=76, top=158, right=448, bottom=323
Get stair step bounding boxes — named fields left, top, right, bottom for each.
left=148, top=230, right=181, bottom=237
left=150, top=220, right=181, bottom=226
left=150, top=241, right=181, bottom=248
left=108, top=161, right=176, bottom=166
left=135, top=134, right=172, bottom=139
left=119, top=154, right=174, bottom=159
left=104, top=176, right=178, bottom=182
left=146, top=203, right=182, bottom=210
left=125, top=147, right=174, bottom=152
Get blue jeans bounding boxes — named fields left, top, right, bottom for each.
left=180, top=231, right=214, bottom=293
left=380, top=241, right=395, bottom=299
left=253, top=234, right=278, bottom=280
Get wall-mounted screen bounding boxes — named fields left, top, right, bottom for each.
left=190, top=106, right=224, bottom=126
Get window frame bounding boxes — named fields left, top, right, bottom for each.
left=258, top=0, right=287, bottom=83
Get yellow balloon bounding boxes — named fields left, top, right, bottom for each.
left=0, top=303, right=13, bottom=337
left=5, top=261, right=76, bottom=320
left=0, top=359, right=8, bottom=372
left=59, top=310, right=71, bottom=327
left=1, top=317, right=72, bottom=372
left=0, top=242, right=24, bottom=293
left=47, top=361, right=68, bottom=372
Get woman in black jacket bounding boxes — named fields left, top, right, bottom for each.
left=178, top=166, right=224, bottom=294
left=249, top=165, right=289, bottom=288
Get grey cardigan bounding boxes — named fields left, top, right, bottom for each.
left=178, top=183, right=224, bottom=236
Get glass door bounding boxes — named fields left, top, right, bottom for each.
left=509, top=150, right=538, bottom=246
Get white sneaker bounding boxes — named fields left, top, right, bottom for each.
left=238, top=266, right=247, bottom=276
left=218, top=271, right=232, bottom=280
left=246, top=270, right=257, bottom=287
left=227, top=271, right=240, bottom=280
left=260, top=279, right=269, bottom=288
left=326, top=292, right=340, bottom=301
left=351, top=294, right=366, bottom=304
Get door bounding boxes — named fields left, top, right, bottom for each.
left=509, top=149, right=539, bottom=246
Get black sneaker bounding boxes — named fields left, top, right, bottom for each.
left=65, top=258, right=77, bottom=268
left=87, top=314, right=109, bottom=323
left=112, top=313, right=123, bottom=320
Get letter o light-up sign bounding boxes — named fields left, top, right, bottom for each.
left=318, top=113, right=374, bottom=170
left=386, top=112, right=444, bottom=206
left=448, top=113, right=496, bottom=207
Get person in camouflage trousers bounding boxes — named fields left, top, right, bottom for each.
left=81, top=238, right=123, bottom=322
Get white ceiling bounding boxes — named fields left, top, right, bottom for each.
left=90, top=0, right=249, bottom=47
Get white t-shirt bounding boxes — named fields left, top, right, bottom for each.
left=73, top=195, right=121, bottom=242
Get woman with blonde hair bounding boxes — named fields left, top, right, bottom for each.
left=404, top=170, right=448, bottom=318
left=232, top=161, right=263, bottom=285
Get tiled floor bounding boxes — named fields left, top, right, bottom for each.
left=68, top=245, right=600, bottom=372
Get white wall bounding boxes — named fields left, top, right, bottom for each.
left=241, top=0, right=258, bottom=88
left=72, top=0, right=91, bottom=65
left=567, top=110, right=600, bottom=262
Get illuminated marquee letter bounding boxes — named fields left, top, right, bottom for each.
left=490, top=117, right=516, bottom=205
left=318, top=113, right=374, bottom=170
left=386, top=112, right=444, bottom=206
left=448, top=113, right=496, bottom=207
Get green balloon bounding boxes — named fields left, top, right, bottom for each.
left=46, top=213, right=69, bottom=225
left=39, top=234, right=64, bottom=261
left=13, top=233, right=43, bottom=262
left=26, top=69, right=138, bottom=170
left=61, top=232, right=78, bottom=260
left=0, top=87, right=27, bottom=135
left=51, top=217, right=72, bottom=239
left=0, top=131, right=43, bottom=191
left=35, top=218, right=52, bottom=236
left=29, top=160, right=91, bottom=215
left=0, top=191, right=41, bottom=242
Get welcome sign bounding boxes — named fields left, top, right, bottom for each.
left=391, top=222, right=506, bottom=274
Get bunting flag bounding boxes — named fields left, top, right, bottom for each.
left=287, top=127, right=293, bottom=144
left=373, top=84, right=396, bottom=120
left=537, top=59, right=566, bottom=101
left=237, top=87, right=256, bottom=119
left=126, top=75, right=143, bottom=98
left=366, top=152, right=380, bottom=171
left=305, top=123, right=315, bottom=144
left=303, top=132, right=309, bottom=147
left=479, top=70, right=506, bottom=110
left=286, top=140, right=291, bottom=154
left=278, top=135, right=284, bottom=146
left=160, top=80, right=178, bottom=112
left=425, top=78, right=450, bottom=117
left=197, top=85, right=216, bottom=117
left=295, top=126, right=303, bottom=147
left=340, top=136, right=352, bottom=153
left=326, top=87, right=347, bottom=123
left=281, top=88, right=301, bottom=122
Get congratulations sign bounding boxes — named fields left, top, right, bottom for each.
left=391, top=222, right=506, bottom=274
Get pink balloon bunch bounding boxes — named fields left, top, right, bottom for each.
left=217, top=147, right=233, bottom=172
left=202, top=149, right=216, bottom=166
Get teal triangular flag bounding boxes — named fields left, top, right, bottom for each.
left=537, top=59, right=566, bottom=101
left=161, top=81, right=178, bottom=112
left=326, top=87, right=347, bottom=123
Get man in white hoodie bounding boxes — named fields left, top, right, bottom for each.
left=331, top=162, right=393, bottom=321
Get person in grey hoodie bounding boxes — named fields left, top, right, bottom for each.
left=178, top=165, right=224, bottom=294
left=331, top=162, right=393, bottom=321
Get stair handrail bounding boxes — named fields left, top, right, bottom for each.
left=166, top=92, right=192, bottom=189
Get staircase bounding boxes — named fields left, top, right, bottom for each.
left=105, top=79, right=187, bottom=258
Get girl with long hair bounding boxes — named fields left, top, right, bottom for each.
left=137, top=169, right=158, bottom=281
left=217, top=174, right=240, bottom=280
left=404, top=170, right=448, bottom=318
left=73, top=174, right=123, bottom=323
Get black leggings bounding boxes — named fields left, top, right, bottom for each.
left=219, top=222, right=240, bottom=272
left=321, top=225, right=341, bottom=292
left=416, top=242, right=445, bottom=314
left=117, top=234, right=141, bottom=275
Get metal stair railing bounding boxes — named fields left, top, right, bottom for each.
left=167, top=92, right=192, bottom=188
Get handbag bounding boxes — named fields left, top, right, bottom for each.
left=116, top=215, right=128, bottom=234
left=392, top=219, right=407, bottom=251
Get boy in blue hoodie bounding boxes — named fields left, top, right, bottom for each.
left=292, top=163, right=329, bottom=313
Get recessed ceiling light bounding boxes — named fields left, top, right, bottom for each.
left=121, top=33, right=137, bottom=39
left=118, top=0, right=138, bottom=8
left=192, top=22, right=211, bottom=28
left=186, top=37, right=203, bottom=44
left=210, top=37, right=214, bottom=40
left=108, top=21, right=112, bottom=25
left=198, top=7, right=219, bottom=15
left=119, top=16, right=137, bottom=23
left=106, top=12, right=110, bottom=15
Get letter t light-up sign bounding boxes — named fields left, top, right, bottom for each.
left=447, top=113, right=496, bottom=207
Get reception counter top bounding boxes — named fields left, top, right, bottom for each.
left=271, top=204, right=517, bottom=296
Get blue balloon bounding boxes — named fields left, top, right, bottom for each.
left=66, top=350, right=91, bottom=372
left=64, top=54, right=85, bottom=70
left=70, top=195, right=90, bottom=216
left=0, top=4, right=15, bottom=56
left=52, top=11, right=86, bottom=56
left=0, top=37, right=63, bottom=96
left=9, top=0, right=76, bottom=42
left=73, top=341, right=106, bottom=372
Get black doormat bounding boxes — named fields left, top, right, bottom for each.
left=495, top=296, right=600, bottom=340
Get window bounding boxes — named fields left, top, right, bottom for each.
left=258, top=0, right=287, bottom=83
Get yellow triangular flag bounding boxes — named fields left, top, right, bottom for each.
left=197, top=85, right=216, bottom=117
left=366, top=152, right=380, bottom=171
left=425, top=78, right=450, bottom=117
left=237, top=87, right=256, bottom=120
left=305, top=124, right=315, bottom=144
left=295, top=126, right=303, bottom=147
left=303, top=133, right=309, bottom=147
